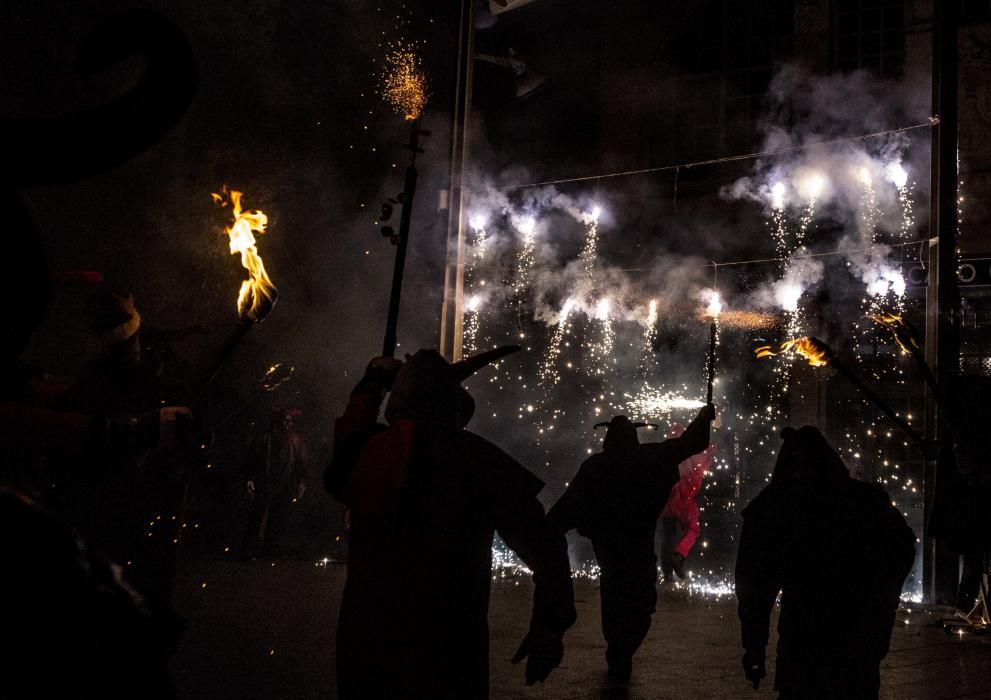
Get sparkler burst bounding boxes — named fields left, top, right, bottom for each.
left=380, top=41, right=429, bottom=121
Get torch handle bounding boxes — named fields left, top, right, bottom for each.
left=382, top=129, right=420, bottom=358
left=705, top=321, right=716, bottom=404
left=189, top=320, right=253, bottom=409
left=830, top=355, right=924, bottom=447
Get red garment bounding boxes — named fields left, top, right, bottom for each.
left=659, top=445, right=714, bottom=558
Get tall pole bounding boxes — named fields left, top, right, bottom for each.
left=440, top=0, right=474, bottom=361
left=382, top=122, right=422, bottom=357
left=924, top=0, right=960, bottom=605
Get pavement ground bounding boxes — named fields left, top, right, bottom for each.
left=171, top=559, right=991, bottom=699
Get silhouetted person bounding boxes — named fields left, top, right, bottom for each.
left=659, top=425, right=713, bottom=583
left=43, top=287, right=191, bottom=605
left=735, top=426, right=915, bottom=699
left=326, top=348, right=576, bottom=699
left=241, top=407, right=309, bottom=558
left=548, top=405, right=715, bottom=681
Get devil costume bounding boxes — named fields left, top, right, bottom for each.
left=735, top=426, right=915, bottom=699
left=548, top=406, right=714, bottom=680
left=326, top=349, right=576, bottom=699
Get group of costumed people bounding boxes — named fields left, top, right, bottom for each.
left=328, top=345, right=918, bottom=699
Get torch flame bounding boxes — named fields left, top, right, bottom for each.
left=754, top=336, right=831, bottom=367
left=213, top=187, right=277, bottom=322
left=870, top=312, right=918, bottom=354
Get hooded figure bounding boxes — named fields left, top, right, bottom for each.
left=326, top=349, right=576, bottom=699
left=735, top=426, right=916, bottom=698
left=548, top=405, right=715, bottom=681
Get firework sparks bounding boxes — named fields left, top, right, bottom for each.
left=625, top=385, right=705, bottom=416
left=539, top=299, right=574, bottom=386
left=380, top=42, right=429, bottom=121
left=513, top=217, right=537, bottom=296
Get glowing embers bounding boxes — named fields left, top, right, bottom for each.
left=755, top=337, right=831, bottom=368
left=380, top=41, right=429, bottom=121
left=211, top=187, right=277, bottom=322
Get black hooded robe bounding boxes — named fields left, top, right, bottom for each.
left=547, top=410, right=711, bottom=669
left=735, top=427, right=916, bottom=699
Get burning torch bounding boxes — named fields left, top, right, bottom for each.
left=755, top=336, right=924, bottom=450
left=191, top=187, right=278, bottom=407
left=378, top=43, right=430, bottom=357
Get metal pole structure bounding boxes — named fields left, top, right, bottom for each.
left=439, top=0, right=474, bottom=361
left=924, top=0, right=961, bottom=605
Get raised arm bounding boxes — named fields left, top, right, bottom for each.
left=324, top=357, right=400, bottom=500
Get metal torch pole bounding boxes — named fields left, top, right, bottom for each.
left=382, top=122, right=422, bottom=358
left=706, top=320, right=716, bottom=404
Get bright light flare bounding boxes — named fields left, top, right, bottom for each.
left=795, top=171, right=826, bottom=200
left=886, top=162, right=909, bottom=189
left=857, top=166, right=872, bottom=187
left=212, top=187, right=277, bottom=322
left=702, top=289, right=722, bottom=319
left=595, top=297, right=612, bottom=320
left=770, top=182, right=786, bottom=210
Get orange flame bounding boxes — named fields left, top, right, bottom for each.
left=869, top=312, right=917, bottom=354
left=213, top=187, right=277, bottom=322
left=754, top=337, right=831, bottom=367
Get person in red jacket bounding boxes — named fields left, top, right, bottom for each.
left=658, top=424, right=714, bottom=582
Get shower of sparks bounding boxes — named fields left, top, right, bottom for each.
left=579, top=207, right=601, bottom=278
left=513, top=217, right=537, bottom=297
left=638, top=299, right=659, bottom=378
left=706, top=309, right=778, bottom=330
left=464, top=295, right=482, bottom=355
left=540, top=299, right=574, bottom=386
left=624, top=385, right=706, bottom=416
left=587, top=298, right=616, bottom=377
left=380, top=41, right=429, bottom=121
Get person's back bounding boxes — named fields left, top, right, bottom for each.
left=329, top=350, right=575, bottom=699
left=737, top=426, right=915, bottom=698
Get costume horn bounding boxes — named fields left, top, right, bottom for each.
left=451, top=345, right=520, bottom=382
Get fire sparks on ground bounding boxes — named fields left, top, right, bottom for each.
left=212, top=187, right=277, bottom=322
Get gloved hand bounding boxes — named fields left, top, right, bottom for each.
left=699, top=403, right=717, bottom=423
left=742, top=647, right=766, bottom=689
left=511, top=627, right=564, bottom=685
